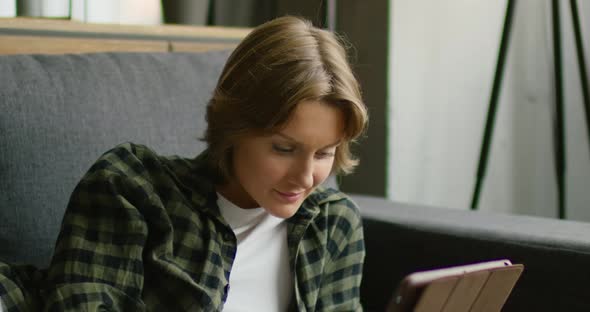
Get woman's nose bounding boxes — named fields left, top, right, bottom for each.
left=290, top=157, right=314, bottom=189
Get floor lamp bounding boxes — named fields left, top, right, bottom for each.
left=470, top=0, right=590, bottom=219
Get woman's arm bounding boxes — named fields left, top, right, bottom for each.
left=0, top=263, right=44, bottom=311
left=316, top=198, right=366, bottom=311
left=42, top=147, right=151, bottom=311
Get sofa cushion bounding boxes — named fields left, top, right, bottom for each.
left=0, top=51, right=231, bottom=267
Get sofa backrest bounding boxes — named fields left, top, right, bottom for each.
left=0, top=51, right=231, bottom=266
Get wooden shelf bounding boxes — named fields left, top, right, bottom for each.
left=0, top=17, right=251, bottom=54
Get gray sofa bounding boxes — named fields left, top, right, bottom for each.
left=1, top=51, right=589, bottom=311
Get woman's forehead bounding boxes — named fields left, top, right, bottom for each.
left=275, top=100, right=345, bottom=146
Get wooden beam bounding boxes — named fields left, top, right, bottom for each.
left=0, top=35, right=168, bottom=54
left=0, top=17, right=250, bottom=54
left=0, top=17, right=250, bottom=42
left=170, top=41, right=237, bottom=53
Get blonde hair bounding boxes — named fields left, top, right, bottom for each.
left=204, top=16, right=368, bottom=182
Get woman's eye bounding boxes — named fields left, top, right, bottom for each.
left=315, top=151, right=335, bottom=159
left=272, top=144, right=294, bottom=153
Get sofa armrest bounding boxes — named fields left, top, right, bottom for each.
left=352, top=194, right=590, bottom=312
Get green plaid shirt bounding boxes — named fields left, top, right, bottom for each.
left=1, top=143, right=365, bottom=311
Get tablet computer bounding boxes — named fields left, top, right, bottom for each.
left=386, top=259, right=524, bottom=312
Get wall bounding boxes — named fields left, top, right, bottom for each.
left=338, top=0, right=390, bottom=197
left=389, top=0, right=590, bottom=221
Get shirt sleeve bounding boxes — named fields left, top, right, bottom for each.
left=41, top=147, right=151, bottom=311
left=316, top=198, right=366, bottom=311
left=0, top=263, right=43, bottom=311
left=1, top=262, right=24, bottom=311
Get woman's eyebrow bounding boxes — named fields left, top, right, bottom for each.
left=276, top=133, right=341, bottom=149
left=276, top=133, right=297, bottom=142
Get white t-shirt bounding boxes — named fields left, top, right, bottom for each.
left=217, top=193, right=293, bottom=312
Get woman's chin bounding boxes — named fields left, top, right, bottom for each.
left=265, top=202, right=301, bottom=219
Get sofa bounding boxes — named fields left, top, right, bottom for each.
left=1, top=48, right=590, bottom=311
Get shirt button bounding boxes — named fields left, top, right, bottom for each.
left=223, top=232, right=233, bottom=242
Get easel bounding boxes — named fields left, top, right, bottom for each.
left=470, top=0, right=590, bottom=219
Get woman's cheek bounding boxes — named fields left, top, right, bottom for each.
left=314, top=161, right=334, bottom=185
left=261, top=156, right=290, bottom=178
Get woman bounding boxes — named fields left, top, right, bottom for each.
left=3, top=16, right=368, bottom=311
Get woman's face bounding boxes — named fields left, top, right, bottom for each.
left=219, top=100, right=345, bottom=218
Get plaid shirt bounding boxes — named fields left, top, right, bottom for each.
left=0, top=143, right=365, bottom=311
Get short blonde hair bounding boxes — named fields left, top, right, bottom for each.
left=204, top=16, right=368, bottom=182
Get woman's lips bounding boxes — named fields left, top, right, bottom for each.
left=275, top=190, right=304, bottom=203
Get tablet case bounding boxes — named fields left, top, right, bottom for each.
left=388, top=262, right=524, bottom=312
